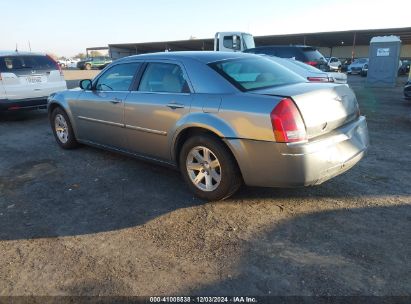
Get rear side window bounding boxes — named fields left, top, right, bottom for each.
left=0, top=55, right=57, bottom=72
left=138, top=63, right=190, bottom=93
left=209, top=57, right=305, bottom=92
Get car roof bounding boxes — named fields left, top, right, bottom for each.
left=118, top=51, right=259, bottom=64
left=0, top=50, right=47, bottom=57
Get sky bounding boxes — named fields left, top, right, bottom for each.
left=1, top=0, right=410, bottom=57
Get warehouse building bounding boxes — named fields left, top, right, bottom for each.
left=107, top=27, right=411, bottom=60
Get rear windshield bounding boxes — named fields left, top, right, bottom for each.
left=209, top=57, right=305, bottom=92
left=0, top=55, right=57, bottom=72
left=289, top=59, right=322, bottom=72
left=301, top=47, right=326, bottom=61
left=353, top=58, right=368, bottom=64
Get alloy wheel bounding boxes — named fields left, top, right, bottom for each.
left=186, top=146, right=221, bottom=192
left=54, top=114, right=69, bottom=144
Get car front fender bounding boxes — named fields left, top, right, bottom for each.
left=47, top=90, right=83, bottom=137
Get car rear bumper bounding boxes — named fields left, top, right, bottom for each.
left=226, top=116, right=369, bottom=187
left=0, top=97, right=48, bottom=111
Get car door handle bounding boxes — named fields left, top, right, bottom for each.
left=166, top=102, right=185, bottom=109
left=110, top=98, right=122, bottom=104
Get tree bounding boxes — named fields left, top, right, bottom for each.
left=90, top=50, right=103, bottom=57
left=73, top=53, right=86, bottom=59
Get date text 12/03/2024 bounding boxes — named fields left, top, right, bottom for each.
left=149, top=297, right=257, bottom=303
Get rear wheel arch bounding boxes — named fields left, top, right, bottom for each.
left=176, top=128, right=243, bottom=200
left=173, top=127, right=240, bottom=173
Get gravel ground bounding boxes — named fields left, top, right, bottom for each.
left=0, top=75, right=410, bottom=296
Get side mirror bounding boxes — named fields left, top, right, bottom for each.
left=79, top=79, right=92, bottom=90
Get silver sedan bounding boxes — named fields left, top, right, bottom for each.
left=48, top=52, right=369, bottom=200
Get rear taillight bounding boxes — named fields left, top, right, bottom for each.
left=47, top=55, right=63, bottom=76
left=305, top=61, right=317, bottom=66
left=270, top=98, right=307, bottom=143
left=307, top=76, right=330, bottom=82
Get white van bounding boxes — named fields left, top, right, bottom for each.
left=0, top=51, right=67, bottom=111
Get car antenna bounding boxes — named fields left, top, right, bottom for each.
left=15, top=43, right=18, bottom=53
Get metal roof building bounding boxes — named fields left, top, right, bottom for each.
left=108, top=27, right=411, bottom=60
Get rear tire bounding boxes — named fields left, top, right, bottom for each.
left=179, top=134, right=242, bottom=201
left=50, top=107, right=79, bottom=149
left=85, top=63, right=91, bottom=70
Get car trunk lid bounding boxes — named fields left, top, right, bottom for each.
left=250, top=83, right=359, bottom=139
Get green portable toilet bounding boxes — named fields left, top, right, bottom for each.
left=366, top=35, right=401, bottom=87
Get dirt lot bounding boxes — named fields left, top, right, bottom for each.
left=0, top=75, right=410, bottom=296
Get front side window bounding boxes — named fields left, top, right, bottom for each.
left=209, top=57, right=305, bottom=92
left=95, top=63, right=140, bottom=91
left=138, top=63, right=190, bottom=93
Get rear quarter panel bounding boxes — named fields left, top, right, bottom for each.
left=217, top=93, right=279, bottom=141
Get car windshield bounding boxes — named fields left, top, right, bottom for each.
left=242, top=34, right=255, bottom=50
left=209, top=57, right=305, bottom=92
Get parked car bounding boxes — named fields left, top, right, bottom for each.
left=360, top=63, right=369, bottom=77
left=404, top=80, right=411, bottom=99
left=58, top=58, right=80, bottom=69
left=244, top=45, right=330, bottom=71
left=399, top=59, right=410, bottom=75
left=0, top=51, right=67, bottom=111
left=48, top=52, right=369, bottom=200
left=341, top=58, right=352, bottom=72
left=267, top=56, right=347, bottom=84
left=325, top=57, right=342, bottom=71
left=347, top=58, right=369, bottom=75
left=77, top=56, right=112, bottom=70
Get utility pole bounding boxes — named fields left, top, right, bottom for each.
left=351, top=32, right=357, bottom=61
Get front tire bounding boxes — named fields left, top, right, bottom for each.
left=85, top=63, right=91, bottom=70
left=50, top=107, right=79, bottom=149
left=179, top=134, right=242, bottom=201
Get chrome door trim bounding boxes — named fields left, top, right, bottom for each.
left=125, top=124, right=167, bottom=136
left=78, top=116, right=124, bottom=128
